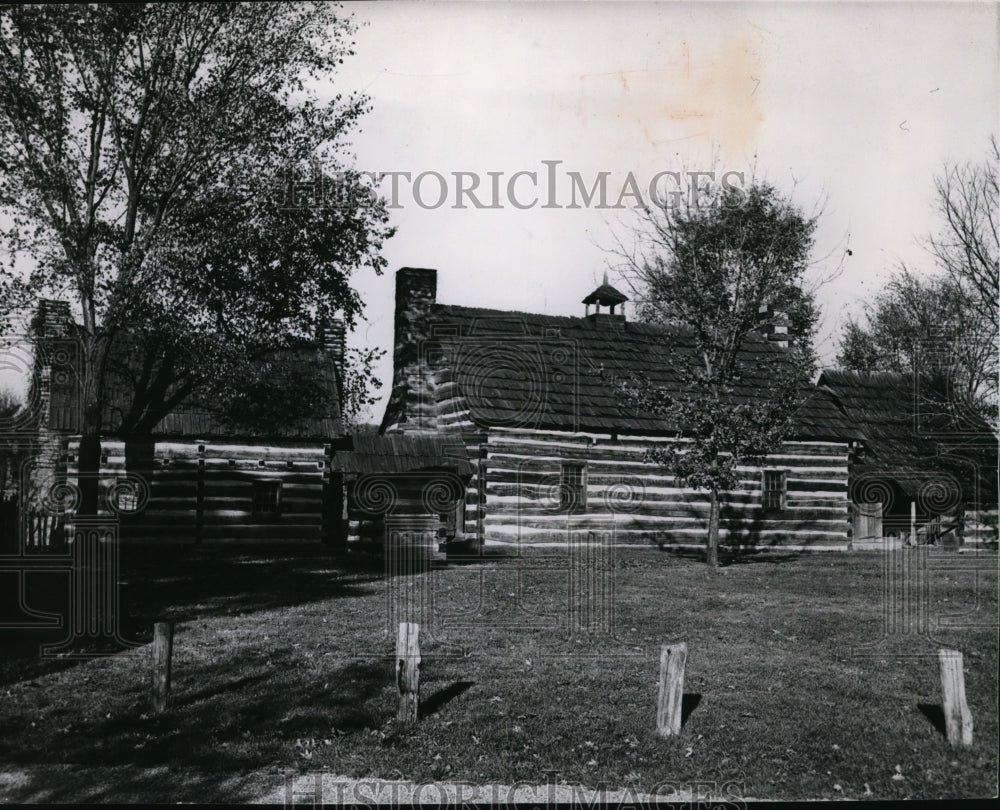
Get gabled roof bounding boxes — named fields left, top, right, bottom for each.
left=819, top=369, right=998, bottom=502
left=386, top=302, right=860, bottom=441
left=36, top=303, right=343, bottom=441
left=125, top=346, right=344, bottom=441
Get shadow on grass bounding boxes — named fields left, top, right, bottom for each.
left=681, top=692, right=702, bottom=726
left=918, top=703, right=947, bottom=739
left=0, top=654, right=391, bottom=770
left=420, top=680, right=475, bottom=719
left=0, top=543, right=392, bottom=686
left=654, top=545, right=803, bottom=566
left=0, top=654, right=396, bottom=803
left=0, top=763, right=267, bottom=804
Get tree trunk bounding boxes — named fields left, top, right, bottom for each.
left=706, top=489, right=720, bottom=567
left=77, top=403, right=103, bottom=517
left=76, top=329, right=110, bottom=518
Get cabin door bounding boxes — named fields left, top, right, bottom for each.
left=853, top=501, right=883, bottom=542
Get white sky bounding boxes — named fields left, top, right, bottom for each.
left=333, top=0, right=998, bottom=423
left=2, top=1, right=997, bottom=424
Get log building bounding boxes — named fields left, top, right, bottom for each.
left=26, top=298, right=473, bottom=550
left=820, top=369, right=998, bottom=548
left=380, top=267, right=867, bottom=553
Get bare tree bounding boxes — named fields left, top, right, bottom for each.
left=838, top=138, right=998, bottom=424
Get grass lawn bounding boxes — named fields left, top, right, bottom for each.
left=0, top=543, right=996, bottom=802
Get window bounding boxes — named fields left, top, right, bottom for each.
left=116, top=482, right=138, bottom=513
left=560, top=462, right=587, bottom=512
left=762, top=470, right=786, bottom=511
left=253, top=480, right=282, bottom=517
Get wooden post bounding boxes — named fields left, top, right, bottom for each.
left=396, top=622, right=420, bottom=724
left=656, top=642, right=687, bottom=737
left=939, top=649, right=973, bottom=748
left=152, top=621, right=174, bottom=713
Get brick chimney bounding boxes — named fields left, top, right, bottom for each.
left=758, top=304, right=790, bottom=349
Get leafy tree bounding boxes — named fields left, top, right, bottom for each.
left=0, top=4, right=393, bottom=514
left=837, top=138, right=998, bottom=425
left=0, top=387, right=19, bottom=419
left=0, top=385, right=24, bottom=498
left=608, top=181, right=821, bottom=566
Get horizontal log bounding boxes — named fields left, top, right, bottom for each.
left=482, top=528, right=851, bottom=546
left=484, top=441, right=849, bottom=467
left=203, top=459, right=326, bottom=471
left=484, top=502, right=849, bottom=521
left=487, top=427, right=850, bottom=451
left=485, top=452, right=847, bottom=475
left=486, top=484, right=846, bottom=506
left=484, top=514, right=848, bottom=532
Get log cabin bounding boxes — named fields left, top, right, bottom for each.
left=27, top=299, right=471, bottom=549
left=380, top=267, right=867, bottom=554
left=819, top=369, right=999, bottom=548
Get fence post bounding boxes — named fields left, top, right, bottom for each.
left=152, top=621, right=174, bottom=713
left=656, top=642, right=687, bottom=737
left=396, top=622, right=420, bottom=725
left=939, top=649, right=973, bottom=748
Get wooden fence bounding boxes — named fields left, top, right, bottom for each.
left=0, top=494, right=66, bottom=552
left=24, top=510, right=66, bottom=551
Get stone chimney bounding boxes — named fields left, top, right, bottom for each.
left=33, top=299, right=73, bottom=339
left=395, top=267, right=437, bottom=343
left=317, top=315, right=346, bottom=374
left=758, top=304, right=790, bottom=349
left=28, top=299, right=77, bottom=512
left=383, top=268, right=439, bottom=432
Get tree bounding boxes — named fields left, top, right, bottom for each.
left=837, top=139, right=998, bottom=424
left=0, top=4, right=393, bottom=514
left=0, top=386, right=24, bottom=498
left=608, top=181, right=821, bottom=567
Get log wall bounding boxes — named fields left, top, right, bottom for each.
left=65, top=438, right=330, bottom=544
left=478, top=427, right=852, bottom=551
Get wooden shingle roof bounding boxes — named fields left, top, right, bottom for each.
left=131, top=347, right=344, bottom=441
left=819, top=369, right=998, bottom=502
left=582, top=283, right=629, bottom=306
left=39, top=308, right=343, bottom=441
left=387, top=303, right=861, bottom=441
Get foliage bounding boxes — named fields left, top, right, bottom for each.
left=0, top=386, right=21, bottom=419
left=339, top=345, right=387, bottom=430
left=0, top=3, right=393, bottom=509
left=837, top=138, right=998, bottom=425
left=609, top=181, right=822, bottom=565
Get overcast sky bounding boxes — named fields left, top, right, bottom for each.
left=2, top=2, right=997, bottom=420
left=331, top=0, right=997, bottom=422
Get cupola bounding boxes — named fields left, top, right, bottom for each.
left=582, top=271, right=628, bottom=322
